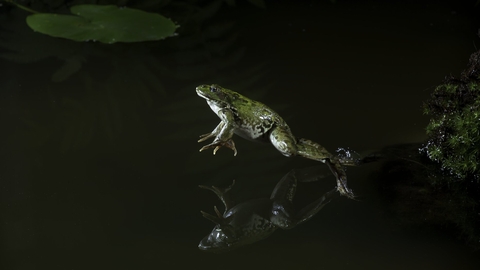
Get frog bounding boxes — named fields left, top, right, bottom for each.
left=198, top=169, right=337, bottom=252
left=196, top=84, right=357, bottom=199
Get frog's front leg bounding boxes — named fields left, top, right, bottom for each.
left=199, top=180, right=236, bottom=212
left=198, top=109, right=237, bottom=156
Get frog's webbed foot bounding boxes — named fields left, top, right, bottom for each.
left=199, top=139, right=237, bottom=156
left=198, top=120, right=237, bottom=155
left=335, top=147, right=362, bottom=166
left=335, top=179, right=355, bottom=199
left=325, top=159, right=355, bottom=199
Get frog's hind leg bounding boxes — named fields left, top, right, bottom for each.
left=325, top=158, right=355, bottom=199
left=268, top=129, right=355, bottom=199
left=295, top=138, right=356, bottom=199
left=295, top=188, right=337, bottom=225
left=268, top=127, right=299, bottom=157
left=268, top=128, right=334, bottom=163
left=295, top=138, right=333, bottom=163
left=270, top=169, right=297, bottom=202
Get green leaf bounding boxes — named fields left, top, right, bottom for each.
left=26, top=5, right=178, bottom=44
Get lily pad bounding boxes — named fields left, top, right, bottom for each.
left=26, top=5, right=177, bottom=43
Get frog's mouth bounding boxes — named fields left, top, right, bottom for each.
left=198, top=234, right=234, bottom=253
left=196, top=87, right=208, bottom=99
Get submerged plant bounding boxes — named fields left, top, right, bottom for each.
left=422, top=49, right=480, bottom=180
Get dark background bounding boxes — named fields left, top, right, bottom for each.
left=1, top=0, right=480, bottom=269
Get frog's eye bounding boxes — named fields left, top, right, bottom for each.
left=210, top=86, right=218, bottom=93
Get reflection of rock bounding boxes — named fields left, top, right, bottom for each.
left=398, top=45, right=480, bottom=248
left=374, top=143, right=480, bottom=248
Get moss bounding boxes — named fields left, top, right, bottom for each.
left=422, top=50, right=480, bottom=180
left=402, top=48, right=480, bottom=247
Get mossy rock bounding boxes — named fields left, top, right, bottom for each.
left=423, top=50, right=480, bottom=179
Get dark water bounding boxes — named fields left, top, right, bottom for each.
left=1, top=1, right=480, bottom=269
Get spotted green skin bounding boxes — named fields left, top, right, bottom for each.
left=196, top=84, right=355, bottom=199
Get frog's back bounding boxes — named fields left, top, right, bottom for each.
left=227, top=199, right=278, bottom=246
left=233, top=104, right=282, bottom=141
left=233, top=94, right=280, bottom=132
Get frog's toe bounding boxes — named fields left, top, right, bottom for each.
left=336, top=181, right=355, bottom=199
left=214, top=140, right=237, bottom=156
left=198, top=133, right=214, bottom=143
left=213, top=145, right=236, bottom=156
left=224, top=139, right=237, bottom=156
left=199, top=144, right=215, bottom=154
left=199, top=143, right=212, bottom=152
left=199, top=140, right=237, bottom=156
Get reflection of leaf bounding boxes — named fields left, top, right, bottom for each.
left=52, top=55, right=85, bottom=82
left=0, top=9, right=81, bottom=63
left=224, top=0, right=266, bottom=8
left=191, top=0, right=223, bottom=22
left=131, top=58, right=165, bottom=100
left=216, top=46, right=246, bottom=67
left=208, top=32, right=238, bottom=55
left=224, top=0, right=236, bottom=6
left=247, top=0, right=266, bottom=9
left=58, top=72, right=130, bottom=152
left=204, top=21, right=235, bottom=39
left=26, top=5, right=178, bottom=43
left=61, top=97, right=96, bottom=152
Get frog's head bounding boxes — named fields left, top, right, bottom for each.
left=198, top=206, right=239, bottom=252
left=198, top=224, right=238, bottom=253
left=196, top=84, right=239, bottom=108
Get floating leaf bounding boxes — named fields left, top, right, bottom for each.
left=26, top=5, right=178, bottom=44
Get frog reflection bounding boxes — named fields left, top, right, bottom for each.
left=196, top=84, right=358, bottom=199
left=198, top=169, right=337, bottom=252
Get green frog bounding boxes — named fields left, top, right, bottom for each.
left=196, top=84, right=357, bottom=199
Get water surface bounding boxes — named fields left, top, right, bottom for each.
left=1, top=1, right=479, bottom=269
